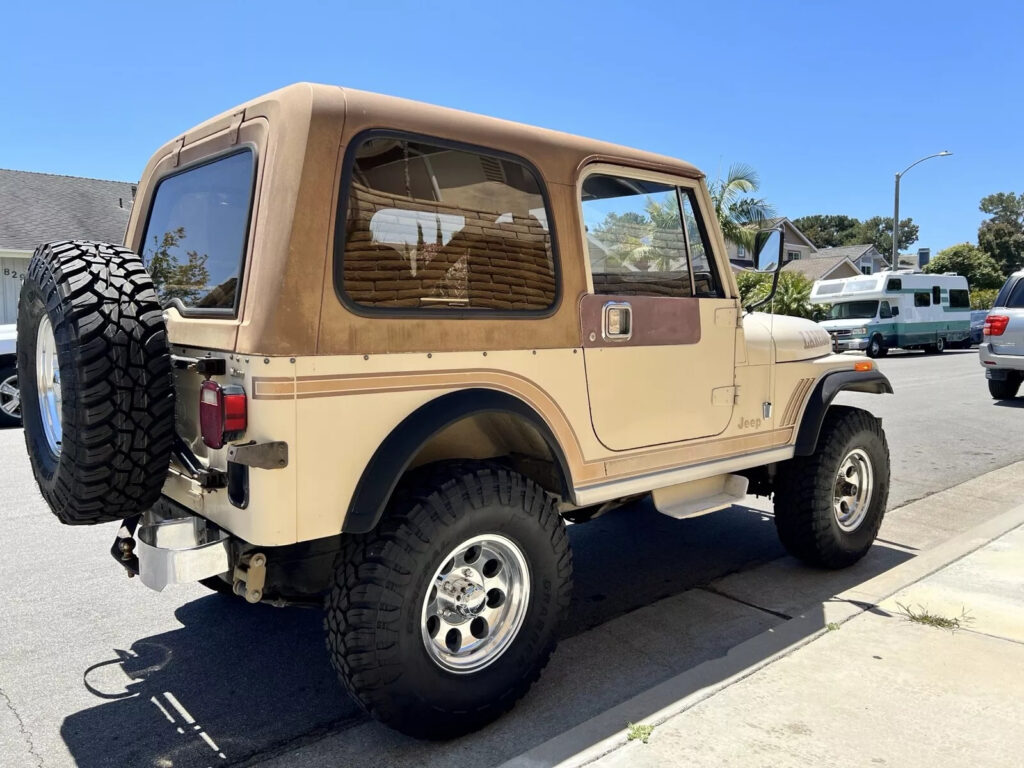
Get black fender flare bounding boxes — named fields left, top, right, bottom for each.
left=342, top=389, right=573, bottom=534
left=793, top=369, right=892, bottom=456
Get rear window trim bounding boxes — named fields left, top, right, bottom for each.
left=140, top=144, right=258, bottom=320
left=332, top=128, right=562, bottom=320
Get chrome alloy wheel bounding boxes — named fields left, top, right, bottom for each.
left=35, top=315, right=62, bottom=454
left=833, top=448, right=873, bottom=531
left=0, top=372, right=19, bottom=420
left=421, top=534, right=530, bottom=674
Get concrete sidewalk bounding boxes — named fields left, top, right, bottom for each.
left=505, top=508, right=1024, bottom=768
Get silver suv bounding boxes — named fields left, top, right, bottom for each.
left=980, top=269, right=1024, bottom=399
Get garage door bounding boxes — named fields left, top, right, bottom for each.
left=0, top=256, right=28, bottom=325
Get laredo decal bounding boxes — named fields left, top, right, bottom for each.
left=799, top=329, right=830, bottom=349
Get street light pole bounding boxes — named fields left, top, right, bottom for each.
left=892, top=151, right=952, bottom=267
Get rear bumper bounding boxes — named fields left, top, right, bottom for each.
left=979, top=343, right=1024, bottom=373
left=134, top=506, right=231, bottom=591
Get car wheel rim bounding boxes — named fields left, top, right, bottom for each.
left=421, top=533, right=530, bottom=674
left=35, top=315, right=63, bottom=454
left=0, top=372, right=19, bottom=419
left=833, top=448, right=873, bottom=532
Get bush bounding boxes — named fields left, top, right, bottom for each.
left=971, top=288, right=999, bottom=309
left=735, top=270, right=826, bottom=320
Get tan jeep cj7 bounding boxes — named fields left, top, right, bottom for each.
left=17, top=83, right=891, bottom=738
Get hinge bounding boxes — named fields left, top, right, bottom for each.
left=228, top=110, right=245, bottom=145
left=170, top=136, right=185, bottom=168
left=712, top=385, right=739, bottom=406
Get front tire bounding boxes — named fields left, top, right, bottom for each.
left=773, top=407, right=890, bottom=568
left=325, top=462, right=572, bottom=739
left=865, top=335, right=886, bottom=359
left=988, top=375, right=1021, bottom=400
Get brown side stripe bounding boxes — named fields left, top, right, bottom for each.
left=781, top=377, right=815, bottom=427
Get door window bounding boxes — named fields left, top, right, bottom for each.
left=580, top=173, right=722, bottom=298
left=581, top=174, right=691, bottom=297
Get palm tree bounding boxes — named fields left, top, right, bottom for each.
left=708, top=164, right=776, bottom=251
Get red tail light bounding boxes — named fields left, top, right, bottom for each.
left=984, top=315, right=1009, bottom=337
left=200, top=380, right=247, bottom=449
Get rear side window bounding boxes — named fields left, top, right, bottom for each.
left=338, top=135, right=557, bottom=312
left=932, top=286, right=941, bottom=304
left=141, top=150, right=255, bottom=312
left=914, top=292, right=930, bottom=307
left=949, top=289, right=970, bottom=308
left=994, top=277, right=1024, bottom=308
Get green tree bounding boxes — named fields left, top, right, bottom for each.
left=791, top=214, right=860, bottom=248
left=709, top=164, right=775, bottom=250
left=976, top=192, right=1024, bottom=273
left=851, top=216, right=919, bottom=257
left=144, top=227, right=210, bottom=305
left=735, top=270, right=826, bottom=320
left=978, top=220, right=1024, bottom=274
left=923, top=243, right=1004, bottom=289
left=791, top=214, right=918, bottom=254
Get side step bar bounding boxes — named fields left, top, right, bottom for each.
left=651, top=474, right=749, bottom=520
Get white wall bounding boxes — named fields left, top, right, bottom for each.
left=0, top=249, right=31, bottom=326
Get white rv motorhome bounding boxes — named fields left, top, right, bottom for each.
left=811, top=271, right=971, bottom=358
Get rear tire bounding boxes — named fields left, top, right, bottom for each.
left=0, top=363, right=20, bottom=427
left=17, top=241, right=175, bottom=525
left=988, top=376, right=1021, bottom=400
left=926, top=337, right=945, bottom=354
left=773, top=407, right=890, bottom=568
left=325, top=462, right=572, bottom=739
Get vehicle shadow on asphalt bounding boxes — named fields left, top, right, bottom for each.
left=993, top=398, right=1024, bottom=408
left=59, top=501, right=913, bottom=768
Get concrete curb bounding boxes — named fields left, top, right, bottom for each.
left=499, top=503, right=1024, bottom=768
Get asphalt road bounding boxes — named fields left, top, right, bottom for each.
left=0, top=348, right=1020, bottom=768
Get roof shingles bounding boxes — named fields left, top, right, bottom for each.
left=0, top=169, right=135, bottom=251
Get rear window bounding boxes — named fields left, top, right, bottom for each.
left=337, top=134, right=557, bottom=313
left=994, top=277, right=1024, bottom=308
left=141, top=150, right=255, bottom=313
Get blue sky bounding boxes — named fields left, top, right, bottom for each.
left=2, top=1, right=1020, bottom=254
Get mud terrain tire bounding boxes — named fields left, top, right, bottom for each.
left=325, top=461, right=573, bottom=739
left=18, top=241, right=175, bottom=525
left=773, top=406, right=890, bottom=569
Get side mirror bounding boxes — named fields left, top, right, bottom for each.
left=753, top=229, right=784, bottom=271
left=891, top=306, right=899, bottom=317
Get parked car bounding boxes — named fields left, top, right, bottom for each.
left=812, top=271, right=972, bottom=357
left=0, top=323, right=19, bottom=426
left=970, top=309, right=989, bottom=346
left=980, top=270, right=1024, bottom=399
left=15, top=83, right=893, bottom=738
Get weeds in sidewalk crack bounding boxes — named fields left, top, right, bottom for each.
left=826, top=622, right=841, bottom=631
left=627, top=722, right=655, bottom=744
left=896, top=602, right=972, bottom=631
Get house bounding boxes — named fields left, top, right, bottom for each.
left=0, top=169, right=135, bottom=325
left=727, top=217, right=818, bottom=271
left=807, top=244, right=890, bottom=276
left=781, top=254, right=861, bottom=281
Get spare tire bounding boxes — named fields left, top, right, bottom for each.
left=18, top=241, right=175, bottom=525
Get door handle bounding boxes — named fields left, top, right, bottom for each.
left=602, top=301, right=632, bottom=341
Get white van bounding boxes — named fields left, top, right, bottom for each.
left=811, top=271, right=971, bottom=357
